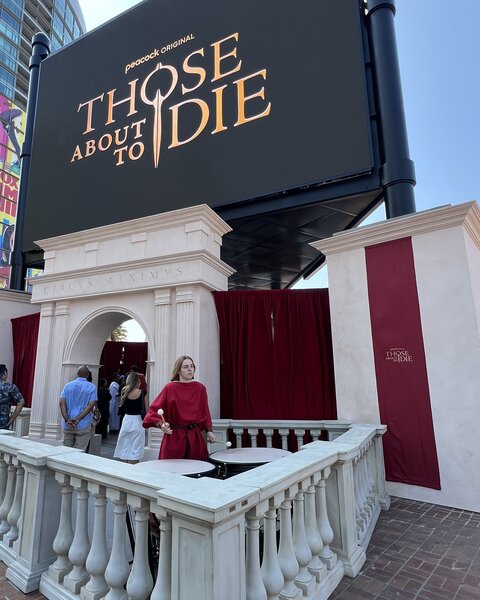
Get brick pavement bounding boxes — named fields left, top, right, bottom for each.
left=331, top=496, right=480, bottom=599
left=1, top=495, right=479, bottom=599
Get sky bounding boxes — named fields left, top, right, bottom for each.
left=77, top=0, right=479, bottom=330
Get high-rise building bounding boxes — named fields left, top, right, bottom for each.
left=0, top=0, right=85, bottom=287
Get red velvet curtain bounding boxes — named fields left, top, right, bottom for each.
left=11, top=312, right=40, bottom=407
left=213, top=290, right=336, bottom=420
left=99, top=341, right=148, bottom=382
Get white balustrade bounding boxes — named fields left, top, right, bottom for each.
left=0, top=422, right=388, bottom=600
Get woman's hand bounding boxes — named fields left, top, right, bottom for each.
left=157, top=420, right=172, bottom=434
left=207, top=431, right=216, bottom=443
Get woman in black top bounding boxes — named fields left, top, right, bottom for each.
left=113, top=372, right=147, bottom=463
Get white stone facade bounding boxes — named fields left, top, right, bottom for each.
left=314, top=201, right=480, bottom=512
left=28, top=205, right=235, bottom=442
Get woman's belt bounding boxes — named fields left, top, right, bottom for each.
left=170, top=423, right=198, bottom=430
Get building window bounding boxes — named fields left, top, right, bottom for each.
left=64, top=6, right=73, bottom=30
left=2, top=0, right=23, bottom=19
left=0, top=36, right=18, bottom=72
left=54, top=0, right=66, bottom=18
left=52, top=13, right=63, bottom=39
left=0, top=9, right=20, bottom=44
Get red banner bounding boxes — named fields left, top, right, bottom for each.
left=365, top=237, right=440, bottom=489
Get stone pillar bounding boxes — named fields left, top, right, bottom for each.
left=45, top=301, right=70, bottom=441
left=314, top=201, right=480, bottom=511
left=152, top=289, right=173, bottom=395
left=29, top=303, right=55, bottom=439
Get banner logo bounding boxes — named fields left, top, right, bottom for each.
left=70, top=32, right=271, bottom=169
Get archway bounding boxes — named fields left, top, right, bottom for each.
left=27, top=206, right=234, bottom=442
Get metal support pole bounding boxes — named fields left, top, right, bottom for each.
left=10, top=32, right=50, bottom=291
left=366, top=0, right=416, bottom=218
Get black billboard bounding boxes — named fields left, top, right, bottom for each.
left=24, top=0, right=373, bottom=252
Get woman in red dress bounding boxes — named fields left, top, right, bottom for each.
left=143, top=356, right=216, bottom=459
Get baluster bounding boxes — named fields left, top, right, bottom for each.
left=0, top=454, right=7, bottom=505
left=81, top=484, right=109, bottom=600
left=104, top=491, right=129, bottom=600
left=48, top=473, right=74, bottom=583
left=233, top=428, right=243, bottom=448
left=353, top=457, right=363, bottom=537
left=263, top=429, right=273, bottom=448
left=359, top=449, right=369, bottom=523
left=246, top=507, right=267, bottom=600
left=278, top=494, right=301, bottom=600
left=316, top=469, right=336, bottom=569
left=294, top=430, right=305, bottom=450
left=64, top=478, right=90, bottom=593
left=292, top=485, right=314, bottom=595
left=261, top=502, right=284, bottom=600
left=278, top=429, right=289, bottom=451
left=0, top=456, right=15, bottom=538
left=151, top=512, right=172, bottom=600
left=365, top=444, right=376, bottom=514
left=248, top=428, right=259, bottom=448
left=4, top=458, right=24, bottom=547
left=127, top=498, right=154, bottom=600
left=310, top=429, right=322, bottom=442
left=305, top=481, right=326, bottom=583
left=362, top=445, right=374, bottom=516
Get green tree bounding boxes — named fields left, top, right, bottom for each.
left=108, top=324, right=128, bottom=341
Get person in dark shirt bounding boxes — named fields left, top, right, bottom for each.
left=96, top=378, right=111, bottom=439
left=0, top=364, right=24, bottom=430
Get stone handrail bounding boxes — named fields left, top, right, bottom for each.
left=0, top=422, right=389, bottom=600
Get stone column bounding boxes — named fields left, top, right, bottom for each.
left=148, top=289, right=173, bottom=449
left=29, top=303, right=55, bottom=439
left=44, top=301, right=70, bottom=441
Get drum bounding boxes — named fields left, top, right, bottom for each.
left=209, top=447, right=291, bottom=478
left=135, top=459, right=217, bottom=478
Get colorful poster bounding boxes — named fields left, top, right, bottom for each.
left=0, top=93, right=26, bottom=288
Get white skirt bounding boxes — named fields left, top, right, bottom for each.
left=113, top=415, right=145, bottom=460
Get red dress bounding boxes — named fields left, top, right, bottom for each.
left=143, top=381, right=212, bottom=460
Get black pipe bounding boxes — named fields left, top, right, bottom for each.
left=10, top=32, right=50, bottom=291
left=366, top=0, right=416, bottom=218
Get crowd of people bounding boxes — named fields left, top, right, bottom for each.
left=2, top=356, right=216, bottom=463
left=56, top=356, right=215, bottom=462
